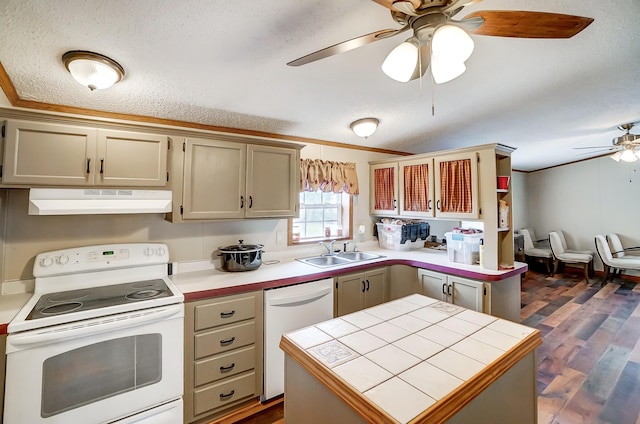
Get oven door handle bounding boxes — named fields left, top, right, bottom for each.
left=8, top=304, right=183, bottom=348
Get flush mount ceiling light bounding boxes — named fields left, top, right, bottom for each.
left=350, top=118, right=379, bottom=139
left=62, top=50, right=125, bottom=91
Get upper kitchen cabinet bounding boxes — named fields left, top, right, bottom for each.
left=245, top=144, right=298, bottom=218
left=370, top=162, right=398, bottom=216
left=398, top=157, right=435, bottom=218
left=2, top=120, right=169, bottom=187
left=173, top=137, right=300, bottom=221
left=433, top=150, right=479, bottom=219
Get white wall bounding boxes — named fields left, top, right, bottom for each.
left=525, top=156, right=640, bottom=271
left=510, top=171, right=529, bottom=231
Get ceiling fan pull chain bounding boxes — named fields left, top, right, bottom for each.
left=431, top=73, right=435, bottom=116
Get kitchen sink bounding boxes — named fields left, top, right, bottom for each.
left=336, top=252, right=383, bottom=261
left=296, top=252, right=384, bottom=268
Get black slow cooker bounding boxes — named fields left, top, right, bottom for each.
left=218, top=240, right=264, bottom=272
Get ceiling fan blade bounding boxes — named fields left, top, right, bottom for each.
left=287, top=27, right=407, bottom=67
left=371, top=0, right=421, bottom=11
left=463, top=11, right=594, bottom=38
left=573, top=146, right=617, bottom=150
left=408, top=43, right=431, bottom=81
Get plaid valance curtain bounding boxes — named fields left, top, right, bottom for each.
left=439, top=159, right=473, bottom=213
left=299, top=159, right=359, bottom=195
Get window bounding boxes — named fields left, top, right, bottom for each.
left=289, top=191, right=352, bottom=244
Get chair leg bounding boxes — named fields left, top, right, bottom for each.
left=583, top=262, right=590, bottom=283
left=602, top=265, right=610, bottom=286
left=551, top=259, right=560, bottom=276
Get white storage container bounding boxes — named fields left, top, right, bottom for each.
left=376, top=223, right=424, bottom=251
left=445, top=231, right=483, bottom=265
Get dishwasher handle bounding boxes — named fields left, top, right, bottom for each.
left=267, top=286, right=332, bottom=306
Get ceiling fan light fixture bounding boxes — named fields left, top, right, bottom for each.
left=62, top=50, right=125, bottom=91
left=619, top=148, right=639, bottom=163
left=610, top=151, right=623, bottom=162
left=381, top=39, right=419, bottom=83
left=431, top=57, right=466, bottom=84
left=350, top=118, right=379, bottom=139
left=432, top=25, right=474, bottom=64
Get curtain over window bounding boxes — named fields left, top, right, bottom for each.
left=300, top=159, right=359, bottom=195
left=439, top=159, right=473, bottom=213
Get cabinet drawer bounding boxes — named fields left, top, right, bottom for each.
left=194, top=295, right=255, bottom=331
left=195, top=321, right=255, bottom=359
left=193, top=371, right=256, bottom=416
left=195, top=345, right=256, bottom=386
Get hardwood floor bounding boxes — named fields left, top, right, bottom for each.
left=522, top=268, right=640, bottom=424
left=239, top=268, right=640, bottom=424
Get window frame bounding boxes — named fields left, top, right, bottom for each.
left=288, top=191, right=353, bottom=246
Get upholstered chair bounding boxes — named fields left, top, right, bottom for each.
left=553, top=229, right=595, bottom=276
left=519, top=228, right=553, bottom=274
left=595, top=234, right=640, bottom=285
left=548, top=231, right=593, bottom=283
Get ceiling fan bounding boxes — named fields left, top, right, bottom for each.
left=575, top=123, right=640, bottom=163
left=287, top=0, right=594, bottom=84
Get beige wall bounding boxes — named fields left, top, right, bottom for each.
left=0, top=143, right=391, bottom=285
left=523, top=156, right=640, bottom=272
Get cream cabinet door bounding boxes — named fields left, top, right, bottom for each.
left=399, top=158, right=435, bottom=218
left=419, top=269, right=448, bottom=302
left=370, top=162, right=398, bottom=216
left=182, top=138, right=246, bottom=220
left=245, top=145, right=298, bottom=218
left=449, top=276, right=485, bottom=312
left=363, top=268, right=386, bottom=309
left=336, top=268, right=387, bottom=316
left=3, top=120, right=96, bottom=185
left=95, top=129, right=168, bottom=187
left=434, top=151, right=479, bottom=219
left=336, top=273, right=365, bottom=317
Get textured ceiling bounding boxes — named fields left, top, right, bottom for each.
left=0, top=0, right=639, bottom=171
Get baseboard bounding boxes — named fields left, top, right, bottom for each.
left=206, top=396, right=283, bottom=424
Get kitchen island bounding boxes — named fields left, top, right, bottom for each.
left=280, top=294, right=541, bottom=424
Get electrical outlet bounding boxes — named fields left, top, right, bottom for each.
left=276, top=231, right=284, bottom=245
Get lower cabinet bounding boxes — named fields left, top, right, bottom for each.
left=335, top=268, right=387, bottom=316
left=184, top=291, right=264, bottom=423
left=418, top=269, right=488, bottom=313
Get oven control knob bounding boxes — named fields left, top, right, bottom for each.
left=144, top=248, right=154, bottom=256
left=40, top=257, right=54, bottom=268
left=56, top=255, right=70, bottom=265
left=156, top=247, right=166, bottom=256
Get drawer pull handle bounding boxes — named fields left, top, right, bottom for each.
left=220, top=310, right=236, bottom=318
left=220, top=363, right=236, bottom=372
left=219, top=390, right=235, bottom=399
left=220, top=337, right=236, bottom=346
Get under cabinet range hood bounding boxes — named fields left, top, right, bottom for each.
left=28, top=188, right=172, bottom=215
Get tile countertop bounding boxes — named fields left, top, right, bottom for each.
left=280, top=294, right=542, bottom=424
left=170, top=244, right=528, bottom=301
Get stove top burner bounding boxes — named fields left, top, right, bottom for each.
left=27, top=279, right=174, bottom=320
left=125, top=289, right=164, bottom=300
left=40, top=302, right=83, bottom=315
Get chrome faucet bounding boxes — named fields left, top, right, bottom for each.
left=319, top=240, right=337, bottom=255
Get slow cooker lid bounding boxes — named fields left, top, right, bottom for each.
left=219, top=239, right=264, bottom=252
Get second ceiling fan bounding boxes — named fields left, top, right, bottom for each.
left=287, top=0, right=594, bottom=84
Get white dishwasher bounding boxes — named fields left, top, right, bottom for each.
left=262, top=278, right=334, bottom=400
